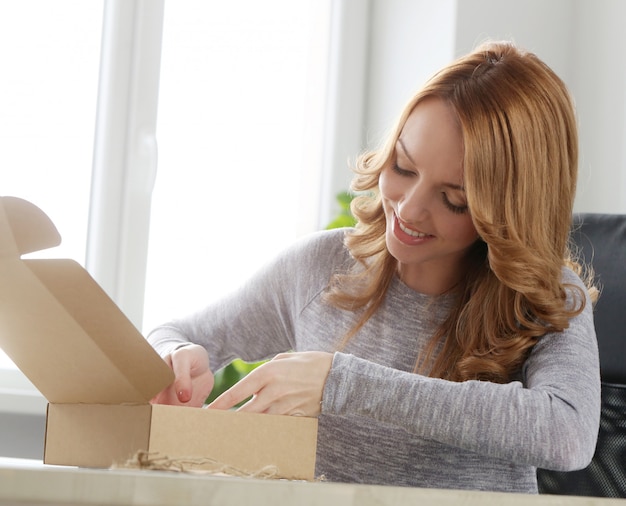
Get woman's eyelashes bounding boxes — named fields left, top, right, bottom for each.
left=442, top=193, right=468, bottom=214
left=392, top=164, right=414, bottom=177
left=391, top=164, right=469, bottom=215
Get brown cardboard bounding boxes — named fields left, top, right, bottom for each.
left=0, top=196, right=318, bottom=480
left=45, top=404, right=317, bottom=479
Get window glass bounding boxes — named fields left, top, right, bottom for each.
left=142, top=1, right=329, bottom=332
left=0, top=1, right=102, bottom=368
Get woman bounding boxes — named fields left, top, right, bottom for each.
left=148, top=41, right=600, bottom=493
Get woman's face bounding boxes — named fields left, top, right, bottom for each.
left=379, top=97, right=479, bottom=294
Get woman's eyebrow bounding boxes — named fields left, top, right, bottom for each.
left=397, top=137, right=417, bottom=167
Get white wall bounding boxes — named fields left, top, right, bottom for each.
left=454, top=0, right=575, bottom=80
left=569, top=0, right=626, bottom=213
left=326, top=0, right=458, bottom=204
left=364, top=0, right=457, bottom=145
left=357, top=0, right=626, bottom=214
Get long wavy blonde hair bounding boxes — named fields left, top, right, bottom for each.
left=326, top=41, right=596, bottom=383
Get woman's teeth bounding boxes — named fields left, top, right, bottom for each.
left=398, top=221, right=429, bottom=238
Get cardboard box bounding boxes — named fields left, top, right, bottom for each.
left=0, top=196, right=317, bottom=480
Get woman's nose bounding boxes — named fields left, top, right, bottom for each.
left=397, top=182, right=431, bottom=222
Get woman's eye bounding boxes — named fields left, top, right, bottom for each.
left=392, top=165, right=414, bottom=177
left=442, top=193, right=468, bottom=214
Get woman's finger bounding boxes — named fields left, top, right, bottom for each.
left=207, top=351, right=332, bottom=416
left=207, top=366, right=267, bottom=411
left=151, top=345, right=214, bottom=407
left=171, top=349, right=194, bottom=403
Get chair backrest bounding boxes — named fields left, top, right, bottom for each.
left=537, top=213, right=626, bottom=498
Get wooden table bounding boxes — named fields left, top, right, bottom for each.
left=0, top=458, right=623, bottom=506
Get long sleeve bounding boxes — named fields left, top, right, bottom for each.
left=147, top=228, right=351, bottom=371
left=147, top=228, right=601, bottom=491
left=322, top=269, right=600, bottom=472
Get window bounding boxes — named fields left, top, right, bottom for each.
left=142, top=1, right=331, bottom=332
left=0, top=0, right=331, bottom=384
left=0, top=1, right=102, bottom=369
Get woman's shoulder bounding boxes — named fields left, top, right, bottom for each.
left=274, top=227, right=353, bottom=291
left=561, top=264, right=591, bottom=298
left=287, top=227, right=352, bottom=261
left=256, top=228, right=352, bottom=279
left=561, top=264, right=583, bottom=283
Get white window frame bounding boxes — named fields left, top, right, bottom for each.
left=86, top=0, right=164, bottom=330
left=0, top=0, right=164, bottom=416
left=1, top=0, right=370, bottom=417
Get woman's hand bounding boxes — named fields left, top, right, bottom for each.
left=206, top=351, right=333, bottom=417
left=151, top=344, right=215, bottom=407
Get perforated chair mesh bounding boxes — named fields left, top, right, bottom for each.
left=537, top=214, right=626, bottom=498
left=537, top=384, right=626, bottom=497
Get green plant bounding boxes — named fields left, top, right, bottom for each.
left=206, top=358, right=264, bottom=406
left=207, top=191, right=356, bottom=404
left=325, top=191, right=356, bottom=229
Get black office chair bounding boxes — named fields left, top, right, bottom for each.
left=537, top=213, right=626, bottom=498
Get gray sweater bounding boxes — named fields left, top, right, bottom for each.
left=147, top=228, right=600, bottom=493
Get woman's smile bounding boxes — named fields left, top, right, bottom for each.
left=393, top=212, right=434, bottom=244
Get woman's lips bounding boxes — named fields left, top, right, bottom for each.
left=392, top=213, right=434, bottom=245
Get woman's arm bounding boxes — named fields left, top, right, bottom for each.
left=322, top=273, right=600, bottom=471
left=147, top=229, right=349, bottom=374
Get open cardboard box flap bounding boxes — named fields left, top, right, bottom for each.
left=0, top=196, right=318, bottom=480
left=0, top=196, right=174, bottom=404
